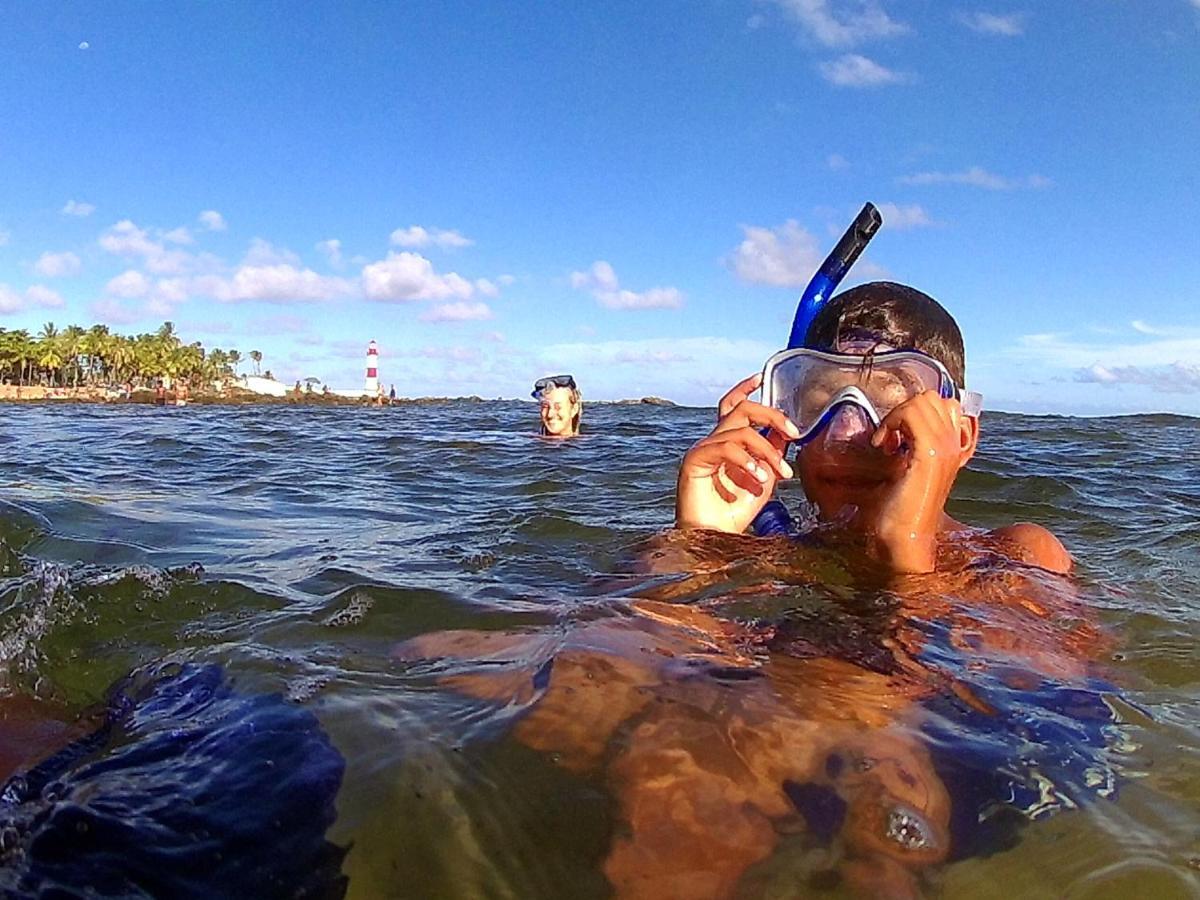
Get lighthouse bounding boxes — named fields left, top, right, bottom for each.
left=364, top=340, right=379, bottom=395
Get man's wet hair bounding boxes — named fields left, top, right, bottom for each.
left=804, top=281, right=966, bottom=387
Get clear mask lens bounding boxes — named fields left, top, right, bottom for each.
left=761, top=348, right=967, bottom=442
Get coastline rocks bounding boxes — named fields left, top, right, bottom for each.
left=611, top=397, right=677, bottom=407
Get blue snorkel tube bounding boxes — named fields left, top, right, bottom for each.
left=752, top=203, right=883, bottom=538
left=787, top=202, right=883, bottom=349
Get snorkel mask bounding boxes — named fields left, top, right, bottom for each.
left=762, top=345, right=984, bottom=446
left=756, top=204, right=983, bottom=450
left=531, top=374, right=577, bottom=398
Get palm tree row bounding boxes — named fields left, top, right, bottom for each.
left=0, top=321, right=260, bottom=389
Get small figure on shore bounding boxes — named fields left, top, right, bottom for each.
left=389, top=384, right=396, bottom=405
left=533, top=375, right=582, bottom=438
left=154, top=380, right=166, bottom=407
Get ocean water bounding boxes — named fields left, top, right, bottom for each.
left=0, top=402, right=1197, bottom=899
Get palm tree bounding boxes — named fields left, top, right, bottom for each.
left=82, top=325, right=111, bottom=384
left=228, top=349, right=242, bottom=377
left=249, top=350, right=262, bottom=376
left=37, top=340, right=64, bottom=385
left=61, top=325, right=86, bottom=387
left=11, top=330, right=35, bottom=385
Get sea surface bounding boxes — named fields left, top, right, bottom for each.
left=0, top=402, right=1197, bottom=899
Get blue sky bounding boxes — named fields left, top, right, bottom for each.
left=1, top=1, right=1198, bottom=414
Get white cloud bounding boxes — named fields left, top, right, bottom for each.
left=1131, top=319, right=1168, bottom=336
left=484, top=331, right=506, bottom=343
left=198, top=210, right=227, bottom=231
left=90, top=297, right=140, bottom=325
left=62, top=199, right=96, bottom=217
left=569, top=261, right=684, bottom=310
left=898, top=166, right=1051, bottom=190
left=1006, top=322, right=1200, bottom=395
left=957, top=11, right=1026, bottom=36
left=103, top=270, right=190, bottom=312
left=33, top=251, right=82, bottom=278
left=497, top=274, right=516, bottom=286
left=613, top=349, right=694, bottom=364
left=316, top=238, right=343, bottom=267
left=827, top=153, right=850, bottom=170
left=163, top=226, right=193, bottom=245
left=0, top=283, right=64, bottom=314
left=153, top=277, right=190, bottom=306
left=389, top=225, right=473, bottom=249
left=875, top=202, right=934, bottom=229
left=818, top=53, right=910, bottom=87
left=78, top=41, right=90, bottom=50
left=106, top=269, right=150, bottom=298
left=26, top=285, right=64, bottom=308
left=475, top=278, right=499, bottom=297
left=403, top=345, right=482, bottom=362
left=1075, top=363, right=1200, bottom=394
left=539, top=336, right=774, bottom=404
left=770, top=0, right=909, bottom=47
left=728, top=220, right=823, bottom=287
left=0, top=285, right=23, bottom=314
left=194, top=265, right=354, bottom=303
left=242, top=238, right=301, bottom=267
left=361, top=252, right=474, bottom=302
left=145, top=296, right=174, bottom=316
left=420, top=301, right=494, bottom=323
left=99, top=219, right=194, bottom=274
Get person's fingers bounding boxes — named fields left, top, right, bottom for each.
left=700, top=427, right=793, bottom=480
left=685, top=438, right=774, bottom=483
left=720, top=461, right=767, bottom=496
left=714, top=399, right=801, bottom=443
left=765, top=428, right=790, bottom=455
left=871, top=393, right=956, bottom=456
left=717, top=373, right=762, bottom=419
left=713, top=466, right=739, bottom=503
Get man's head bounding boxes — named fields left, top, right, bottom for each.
left=793, top=281, right=978, bottom=524
left=804, top=281, right=965, bottom=386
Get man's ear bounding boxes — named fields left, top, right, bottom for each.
left=957, top=413, right=980, bottom=468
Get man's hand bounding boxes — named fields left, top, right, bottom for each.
left=675, top=374, right=799, bottom=534
left=867, top=392, right=969, bottom=572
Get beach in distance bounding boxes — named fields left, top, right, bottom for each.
left=1, top=400, right=1197, bottom=898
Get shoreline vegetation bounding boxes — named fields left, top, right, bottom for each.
left=0, top=317, right=680, bottom=409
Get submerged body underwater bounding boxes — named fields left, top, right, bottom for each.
left=1, top=402, right=1197, bottom=898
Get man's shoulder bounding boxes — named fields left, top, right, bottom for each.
left=989, top=522, right=1073, bottom=574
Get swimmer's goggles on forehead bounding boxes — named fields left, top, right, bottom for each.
left=532, top=374, right=577, bottom=398
left=761, top=347, right=983, bottom=444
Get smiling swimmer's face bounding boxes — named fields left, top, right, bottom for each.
left=539, top=387, right=580, bottom=437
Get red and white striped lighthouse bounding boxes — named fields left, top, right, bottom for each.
left=364, top=340, right=379, bottom=395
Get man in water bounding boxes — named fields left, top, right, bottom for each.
left=533, top=374, right=582, bottom=438
left=677, top=281, right=1071, bottom=575
left=401, top=285, right=1104, bottom=897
